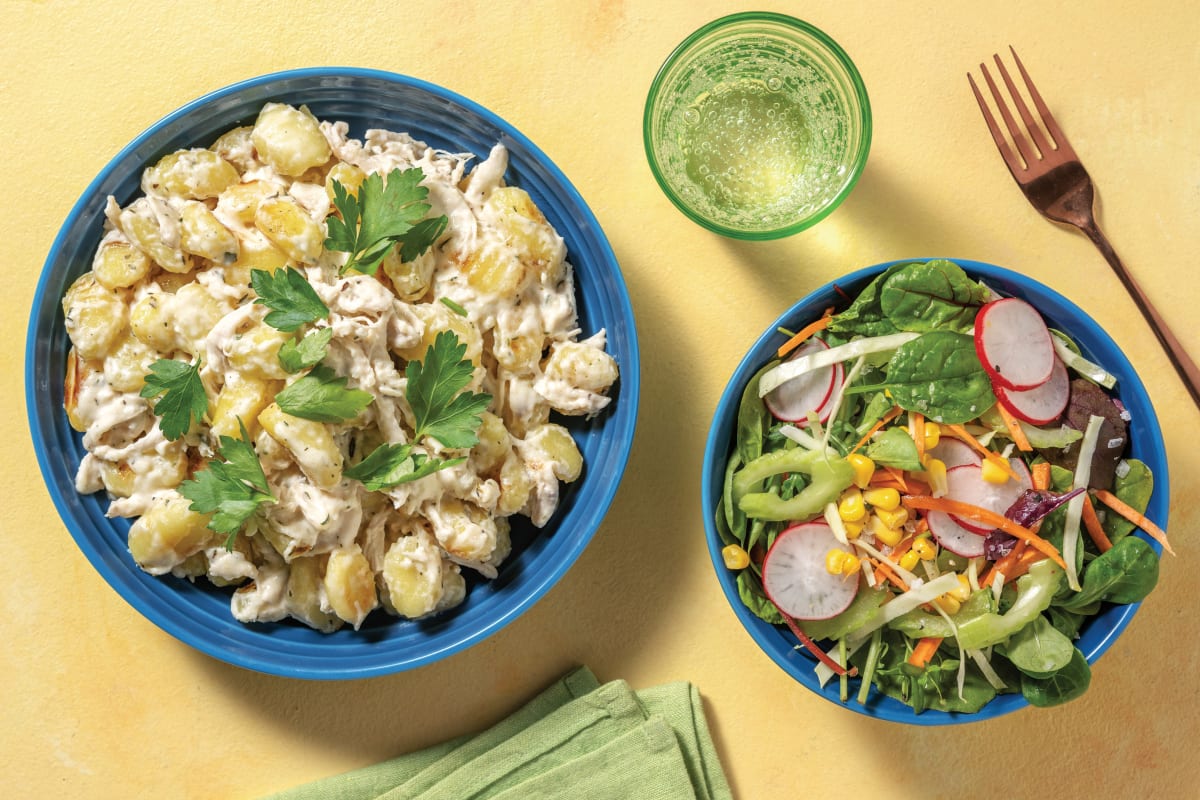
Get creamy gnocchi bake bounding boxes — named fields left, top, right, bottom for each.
left=61, top=102, right=618, bottom=631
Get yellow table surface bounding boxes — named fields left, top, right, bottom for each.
left=6, top=1, right=1199, bottom=797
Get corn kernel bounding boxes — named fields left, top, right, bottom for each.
left=842, top=520, right=864, bottom=540
left=933, top=594, right=962, bottom=615
left=863, top=487, right=900, bottom=511
left=911, top=537, right=937, bottom=561
left=847, top=453, right=875, bottom=489
left=870, top=516, right=904, bottom=547
left=923, top=422, right=941, bottom=450
left=840, top=552, right=861, bottom=577
left=949, top=573, right=972, bottom=601
left=924, top=457, right=948, bottom=495
left=875, top=506, right=909, bottom=530
left=825, top=549, right=848, bottom=575
left=838, top=488, right=866, bottom=522
left=898, top=550, right=921, bottom=572
left=980, top=457, right=1011, bottom=484
left=722, top=544, right=750, bottom=571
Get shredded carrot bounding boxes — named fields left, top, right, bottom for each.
left=904, top=477, right=932, bottom=497
left=849, top=406, right=903, bottom=455
left=908, top=636, right=943, bottom=669
left=869, top=557, right=910, bottom=592
left=1031, top=461, right=1052, bottom=492
left=994, top=402, right=1033, bottom=452
left=1092, top=489, right=1173, bottom=555
left=776, top=309, right=834, bottom=359
left=882, top=465, right=909, bottom=492
left=1006, top=548, right=1049, bottom=581
left=910, top=412, right=927, bottom=463
left=870, top=474, right=930, bottom=495
left=945, top=423, right=1020, bottom=481
left=868, top=475, right=907, bottom=491
left=873, top=537, right=915, bottom=585
left=1080, top=494, right=1114, bottom=553
left=902, top=494, right=1066, bottom=569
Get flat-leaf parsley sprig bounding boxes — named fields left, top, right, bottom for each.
left=141, top=356, right=207, bottom=441
left=344, top=331, right=491, bottom=491
left=325, top=167, right=448, bottom=277
left=250, top=267, right=329, bottom=332
left=179, top=420, right=275, bottom=549
left=249, top=266, right=334, bottom=373
left=408, top=330, right=493, bottom=448
left=275, top=365, right=374, bottom=423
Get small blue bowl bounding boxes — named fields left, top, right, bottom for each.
left=701, top=258, right=1168, bottom=724
left=27, top=68, right=640, bottom=679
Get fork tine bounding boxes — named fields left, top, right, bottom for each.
left=1008, top=46, right=1074, bottom=156
left=978, top=60, right=1038, bottom=169
left=992, top=52, right=1053, bottom=159
left=968, top=72, right=1024, bottom=173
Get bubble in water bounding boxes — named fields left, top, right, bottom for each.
left=683, top=108, right=700, bottom=125
left=766, top=76, right=783, bottom=91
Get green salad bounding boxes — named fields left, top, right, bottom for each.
left=716, top=259, right=1168, bottom=714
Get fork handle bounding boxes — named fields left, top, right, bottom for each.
left=1082, top=222, right=1200, bottom=409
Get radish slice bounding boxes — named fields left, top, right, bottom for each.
left=763, top=339, right=836, bottom=424
left=927, top=511, right=987, bottom=558
left=926, top=437, right=982, bottom=469
left=974, top=298, right=1056, bottom=391
left=995, top=356, right=1070, bottom=425
left=945, top=460, right=1032, bottom=534
left=762, top=521, right=859, bottom=620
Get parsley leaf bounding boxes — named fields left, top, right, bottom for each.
left=250, top=267, right=330, bottom=332
left=325, top=167, right=447, bottom=276
left=140, top=357, right=207, bottom=441
left=343, top=442, right=465, bottom=491
left=178, top=421, right=274, bottom=549
left=406, top=330, right=492, bottom=449
left=275, top=365, right=373, bottom=423
left=278, top=327, right=332, bottom=373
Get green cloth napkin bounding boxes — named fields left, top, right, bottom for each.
left=263, top=667, right=732, bottom=800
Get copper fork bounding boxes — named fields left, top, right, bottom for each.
left=969, top=47, right=1200, bottom=409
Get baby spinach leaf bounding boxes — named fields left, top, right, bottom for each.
left=722, top=454, right=746, bottom=545
left=879, top=258, right=988, bottom=333
left=714, top=501, right=738, bottom=548
left=1045, top=606, right=1088, bottom=640
left=1002, top=614, right=1075, bottom=678
left=737, top=362, right=774, bottom=464
left=1103, top=459, right=1153, bottom=542
left=883, top=330, right=996, bottom=424
left=737, top=571, right=784, bottom=624
left=854, top=390, right=894, bottom=437
left=1056, top=535, right=1159, bottom=612
left=1020, top=647, right=1091, bottom=707
left=865, top=426, right=924, bottom=471
left=826, top=263, right=909, bottom=338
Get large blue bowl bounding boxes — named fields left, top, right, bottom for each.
left=702, top=258, right=1168, bottom=724
left=27, top=68, right=640, bottom=679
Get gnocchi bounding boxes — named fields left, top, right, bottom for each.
left=62, top=104, right=619, bottom=631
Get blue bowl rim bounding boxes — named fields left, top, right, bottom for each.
left=701, top=257, right=1169, bottom=724
left=26, top=66, right=641, bottom=679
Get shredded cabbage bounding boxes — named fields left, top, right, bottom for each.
left=1063, top=414, right=1105, bottom=591
left=845, top=572, right=961, bottom=648
left=758, top=332, right=920, bottom=396
left=1052, top=332, right=1117, bottom=389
